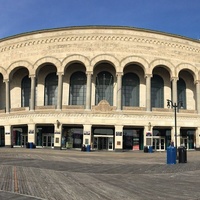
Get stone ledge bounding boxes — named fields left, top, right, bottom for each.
left=62, top=105, right=84, bottom=109
left=10, top=107, right=26, bottom=112
left=35, top=105, right=56, bottom=110
left=123, top=106, right=146, bottom=111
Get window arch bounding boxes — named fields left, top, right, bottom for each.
left=69, top=72, right=86, bottom=105
left=151, top=74, right=164, bottom=108
left=95, top=71, right=113, bottom=105
left=21, top=75, right=31, bottom=107
left=44, top=72, right=58, bottom=106
left=122, top=73, right=139, bottom=107
left=177, top=78, right=186, bottom=109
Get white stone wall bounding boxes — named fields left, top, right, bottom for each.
left=0, top=26, right=199, bottom=148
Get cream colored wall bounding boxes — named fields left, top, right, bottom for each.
left=0, top=26, right=199, bottom=148
left=10, top=75, right=21, bottom=108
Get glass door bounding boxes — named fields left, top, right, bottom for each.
left=180, top=138, right=187, bottom=149
left=47, top=136, right=51, bottom=147
left=21, top=135, right=28, bottom=147
left=153, top=137, right=165, bottom=151
left=108, top=137, right=113, bottom=150
left=153, top=138, right=159, bottom=151
left=160, top=138, right=165, bottom=150
left=98, top=138, right=107, bottom=150
left=43, top=134, right=54, bottom=147
left=43, top=135, right=47, bottom=146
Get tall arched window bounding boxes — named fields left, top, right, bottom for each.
left=44, top=72, right=58, bottom=106
left=95, top=71, right=113, bottom=105
left=21, top=75, right=31, bottom=107
left=151, top=74, right=164, bottom=108
left=122, top=73, right=139, bottom=107
left=69, top=72, right=86, bottom=105
left=177, top=78, right=186, bottom=109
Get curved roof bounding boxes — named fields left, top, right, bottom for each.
left=0, top=25, right=199, bottom=43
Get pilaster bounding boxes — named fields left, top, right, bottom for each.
left=28, top=124, right=36, bottom=143
left=115, top=125, right=123, bottom=151
left=4, top=125, right=12, bottom=147
left=54, top=120, right=62, bottom=149
left=83, top=124, right=92, bottom=147
left=145, top=74, right=152, bottom=111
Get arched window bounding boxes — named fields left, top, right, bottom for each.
left=21, top=75, right=31, bottom=107
left=122, top=73, right=139, bottom=107
left=44, top=72, right=58, bottom=106
left=151, top=74, right=164, bottom=108
left=177, top=78, right=186, bottom=109
left=95, top=71, right=113, bottom=105
left=69, top=72, right=86, bottom=105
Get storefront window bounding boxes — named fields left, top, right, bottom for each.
left=63, top=128, right=83, bottom=148
left=123, top=129, right=141, bottom=150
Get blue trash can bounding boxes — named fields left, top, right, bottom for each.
left=167, top=146, right=176, bottom=164
left=86, top=145, right=91, bottom=152
left=29, top=142, right=33, bottom=149
left=148, top=146, right=153, bottom=153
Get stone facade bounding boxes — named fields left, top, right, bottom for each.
left=0, top=26, right=199, bottom=151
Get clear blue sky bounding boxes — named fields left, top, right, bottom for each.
left=0, top=0, right=200, bottom=39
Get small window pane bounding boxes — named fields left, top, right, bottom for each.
left=122, top=73, right=139, bottom=107
left=69, top=72, right=86, bottom=105
left=45, top=72, right=58, bottom=106
left=151, top=75, right=164, bottom=108
left=21, top=75, right=31, bottom=107
left=95, top=71, right=113, bottom=105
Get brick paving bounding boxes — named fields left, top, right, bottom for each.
left=0, top=148, right=199, bottom=200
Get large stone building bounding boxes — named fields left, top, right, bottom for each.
left=0, top=26, right=199, bottom=151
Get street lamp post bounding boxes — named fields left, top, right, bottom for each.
left=167, top=99, right=183, bottom=159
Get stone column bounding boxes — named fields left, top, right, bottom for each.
left=83, top=125, right=92, bottom=147
left=145, top=74, right=152, bottom=111
left=116, top=73, right=122, bottom=111
left=30, top=76, right=35, bottom=111
left=28, top=124, right=36, bottom=143
left=85, top=72, right=92, bottom=110
left=57, top=72, right=63, bottom=110
left=195, top=127, right=200, bottom=148
left=4, top=79, right=10, bottom=113
left=144, top=122, right=152, bottom=147
left=115, top=125, right=123, bottom=151
left=4, top=125, right=12, bottom=147
left=54, top=120, right=62, bottom=150
left=195, top=80, right=200, bottom=114
left=171, top=77, right=178, bottom=104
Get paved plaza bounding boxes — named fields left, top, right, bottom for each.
left=0, top=148, right=199, bottom=200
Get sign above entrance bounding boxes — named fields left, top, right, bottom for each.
left=146, top=132, right=152, bottom=136
left=84, top=131, right=90, bottom=135
left=116, top=132, right=122, bottom=136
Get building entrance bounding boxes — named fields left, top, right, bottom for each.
left=93, top=136, right=113, bottom=150
left=123, top=128, right=143, bottom=150
left=42, top=134, right=54, bottom=147
left=12, top=127, right=28, bottom=147
left=92, top=127, right=114, bottom=151
left=180, top=138, right=187, bottom=149
left=180, top=129, right=195, bottom=150
left=152, top=137, right=165, bottom=151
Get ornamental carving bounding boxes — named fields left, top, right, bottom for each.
left=92, top=100, right=116, bottom=112
left=1, top=31, right=200, bottom=54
